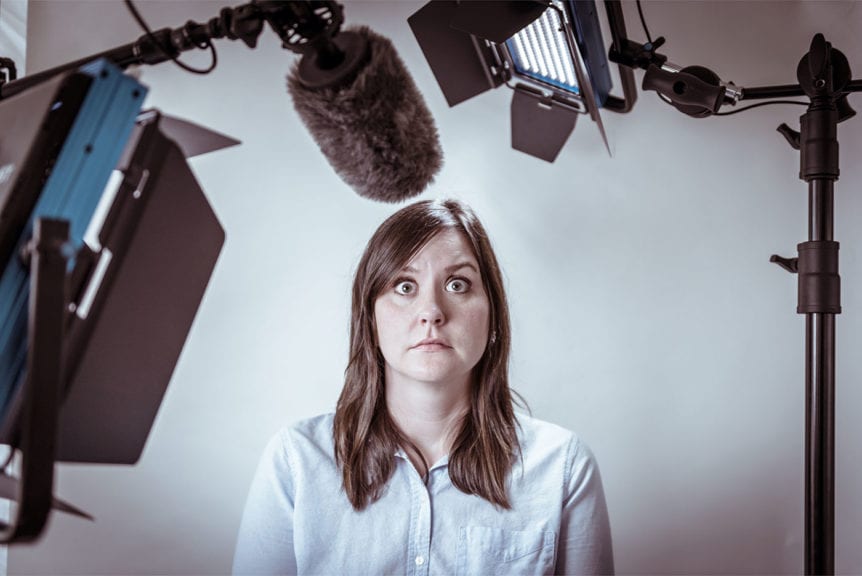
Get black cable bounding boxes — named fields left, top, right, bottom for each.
left=715, top=100, right=808, bottom=116
left=655, top=93, right=808, bottom=116
left=123, top=0, right=218, bottom=75
left=636, top=0, right=652, bottom=44
left=637, top=1, right=809, bottom=118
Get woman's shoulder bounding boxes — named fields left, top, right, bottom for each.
left=267, top=413, right=336, bottom=461
left=516, top=412, right=577, bottom=443
left=286, top=412, right=335, bottom=438
left=515, top=413, right=595, bottom=465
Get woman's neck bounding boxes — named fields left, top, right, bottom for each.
left=385, top=377, right=470, bottom=471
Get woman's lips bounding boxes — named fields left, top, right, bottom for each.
left=411, top=338, right=451, bottom=351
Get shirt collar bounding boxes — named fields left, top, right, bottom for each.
left=394, top=449, right=450, bottom=470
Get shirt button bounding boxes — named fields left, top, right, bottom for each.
left=415, top=555, right=425, bottom=566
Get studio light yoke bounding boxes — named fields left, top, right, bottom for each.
left=409, top=0, right=638, bottom=162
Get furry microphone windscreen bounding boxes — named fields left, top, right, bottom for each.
left=287, top=26, right=443, bottom=203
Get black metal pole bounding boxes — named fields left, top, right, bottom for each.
left=0, top=2, right=266, bottom=100
left=805, top=180, right=836, bottom=575
left=0, top=218, right=70, bottom=543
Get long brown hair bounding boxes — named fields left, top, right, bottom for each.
left=333, top=199, right=520, bottom=510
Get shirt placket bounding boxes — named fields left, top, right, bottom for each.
left=406, top=465, right=432, bottom=576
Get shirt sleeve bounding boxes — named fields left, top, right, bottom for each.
left=232, top=430, right=298, bottom=576
left=555, top=437, right=615, bottom=575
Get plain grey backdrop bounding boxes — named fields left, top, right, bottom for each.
left=5, top=0, right=862, bottom=574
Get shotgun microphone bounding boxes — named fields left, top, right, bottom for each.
left=287, top=24, right=443, bottom=203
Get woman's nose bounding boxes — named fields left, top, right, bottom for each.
left=418, top=291, right=445, bottom=325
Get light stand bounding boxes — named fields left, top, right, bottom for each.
left=0, top=0, right=380, bottom=546
left=0, top=0, right=278, bottom=542
left=604, top=2, right=861, bottom=570
left=770, top=33, right=851, bottom=575
left=0, top=61, right=146, bottom=543
left=643, top=35, right=858, bottom=576
left=0, top=0, right=349, bottom=544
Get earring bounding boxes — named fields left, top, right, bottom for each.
left=489, top=331, right=497, bottom=345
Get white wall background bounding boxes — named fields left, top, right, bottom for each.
left=0, top=0, right=26, bottom=76
left=8, top=0, right=862, bottom=574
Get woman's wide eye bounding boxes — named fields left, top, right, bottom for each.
left=395, top=280, right=416, bottom=295
left=446, top=278, right=470, bottom=293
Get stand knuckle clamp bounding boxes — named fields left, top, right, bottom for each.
left=797, top=240, right=841, bottom=314
left=800, top=109, right=840, bottom=181
left=770, top=241, right=841, bottom=314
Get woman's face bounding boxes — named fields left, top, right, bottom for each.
left=374, top=229, right=490, bottom=390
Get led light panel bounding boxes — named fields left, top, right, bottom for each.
left=505, top=2, right=580, bottom=95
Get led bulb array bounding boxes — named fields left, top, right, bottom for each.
left=507, top=2, right=579, bottom=94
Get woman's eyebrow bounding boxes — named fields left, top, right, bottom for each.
left=445, top=262, right=479, bottom=274
left=401, top=261, right=479, bottom=273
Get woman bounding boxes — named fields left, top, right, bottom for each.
left=233, top=199, right=613, bottom=575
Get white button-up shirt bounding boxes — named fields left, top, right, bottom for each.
left=232, top=413, right=613, bottom=575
